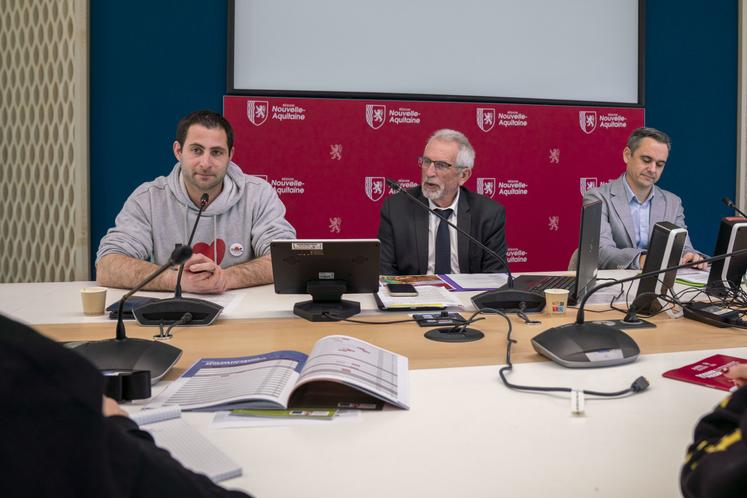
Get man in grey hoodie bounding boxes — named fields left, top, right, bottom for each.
left=96, top=110, right=296, bottom=294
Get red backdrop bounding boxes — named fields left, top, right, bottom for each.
left=224, top=96, right=644, bottom=271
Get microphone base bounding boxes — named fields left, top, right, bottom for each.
left=531, top=322, right=640, bottom=368
left=133, top=297, right=223, bottom=326
left=471, top=289, right=546, bottom=313
left=65, top=337, right=182, bottom=384
left=424, top=327, right=484, bottom=343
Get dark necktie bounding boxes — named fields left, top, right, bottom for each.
left=434, top=208, right=453, bottom=274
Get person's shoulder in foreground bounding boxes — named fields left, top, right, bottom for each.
left=0, top=313, right=252, bottom=498
left=95, top=109, right=295, bottom=294
left=682, top=363, right=747, bottom=498
left=377, top=128, right=506, bottom=275
left=583, top=126, right=704, bottom=270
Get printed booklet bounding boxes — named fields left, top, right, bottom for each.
left=147, top=335, right=409, bottom=411
left=662, top=354, right=747, bottom=391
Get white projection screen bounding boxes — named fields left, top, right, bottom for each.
left=229, top=0, right=642, bottom=105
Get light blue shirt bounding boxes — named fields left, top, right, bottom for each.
left=622, top=176, right=654, bottom=250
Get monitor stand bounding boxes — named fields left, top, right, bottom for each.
left=294, top=280, right=360, bottom=322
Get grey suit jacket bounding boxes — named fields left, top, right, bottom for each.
left=583, top=174, right=696, bottom=269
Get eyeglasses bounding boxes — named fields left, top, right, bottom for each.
left=418, top=156, right=455, bottom=171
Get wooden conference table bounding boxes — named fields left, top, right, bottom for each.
left=3, top=272, right=747, bottom=498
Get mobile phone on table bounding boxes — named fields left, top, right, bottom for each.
left=386, top=283, right=418, bottom=296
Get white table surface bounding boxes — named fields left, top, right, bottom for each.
left=0, top=270, right=647, bottom=325
left=125, top=346, right=738, bottom=498
left=0, top=274, right=734, bottom=497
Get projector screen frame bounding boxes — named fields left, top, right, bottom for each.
left=226, top=0, right=645, bottom=107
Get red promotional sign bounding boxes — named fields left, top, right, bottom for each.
left=224, top=96, right=644, bottom=271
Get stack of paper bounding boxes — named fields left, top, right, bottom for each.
left=376, top=285, right=463, bottom=309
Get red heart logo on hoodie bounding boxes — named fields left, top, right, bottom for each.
left=192, top=239, right=226, bottom=265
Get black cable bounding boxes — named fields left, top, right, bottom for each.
left=515, top=302, right=541, bottom=324
left=516, top=309, right=541, bottom=324
left=320, top=313, right=419, bottom=324
left=568, top=278, right=623, bottom=313
left=336, top=309, right=486, bottom=341
left=610, top=279, right=747, bottom=329
left=472, top=306, right=650, bottom=398
left=320, top=311, right=487, bottom=328
left=155, top=312, right=192, bottom=339
left=610, top=274, right=678, bottom=319
left=667, top=282, right=747, bottom=328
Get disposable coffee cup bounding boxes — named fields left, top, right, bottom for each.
left=544, top=288, right=570, bottom=315
left=81, top=287, right=107, bottom=315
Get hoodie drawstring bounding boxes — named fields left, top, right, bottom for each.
left=183, top=206, right=190, bottom=251
left=213, top=217, right=217, bottom=264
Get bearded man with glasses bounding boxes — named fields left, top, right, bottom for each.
left=377, top=129, right=508, bottom=276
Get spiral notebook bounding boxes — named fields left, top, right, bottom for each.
left=131, top=405, right=242, bottom=483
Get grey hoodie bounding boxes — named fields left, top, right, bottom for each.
left=96, top=162, right=296, bottom=267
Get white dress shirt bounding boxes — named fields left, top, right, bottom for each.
left=426, top=190, right=461, bottom=274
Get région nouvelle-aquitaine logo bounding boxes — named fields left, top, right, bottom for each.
left=365, top=177, right=386, bottom=201
left=580, top=177, right=598, bottom=196
left=579, top=111, right=597, bottom=134
left=365, top=105, right=386, bottom=130
left=476, top=108, right=495, bottom=132
left=247, top=100, right=269, bottom=126
left=476, top=178, right=496, bottom=198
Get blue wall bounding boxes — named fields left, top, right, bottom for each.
left=645, top=0, right=738, bottom=254
left=90, top=1, right=739, bottom=274
left=90, top=0, right=227, bottom=274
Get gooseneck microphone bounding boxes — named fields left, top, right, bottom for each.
left=133, top=192, right=224, bottom=327
left=722, top=196, right=747, bottom=218
left=115, top=245, right=194, bottom=339
left=175, top=192, right=209, bottom=299
left=70, top=245, right=192, bottom=386
left=385, top=178, right=546, bottom=319
left=531, top=246, right=747, bottom=369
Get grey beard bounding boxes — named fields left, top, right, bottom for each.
left=421, top=183, right=443, bottom=201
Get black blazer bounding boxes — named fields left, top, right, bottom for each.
left=377, top=186, right=508, bottom=275
left=0, top=314, right=251, bottom=498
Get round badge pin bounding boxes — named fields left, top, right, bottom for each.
left=229, top=243, right=244, bottom=257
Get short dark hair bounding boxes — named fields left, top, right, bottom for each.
left=175, top=110, right=234, bottom=151
left=626, top=127, right=671, bottom=153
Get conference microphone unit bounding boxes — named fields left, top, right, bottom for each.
left=531, top=246, right=747, bottom=369
left=133, top=193, right=224, bottom=326
left=722, top=196, right=747, bottom=218
left=68, top=245, right=192, bottom=388
left=384, top=179, right=545, bottom=326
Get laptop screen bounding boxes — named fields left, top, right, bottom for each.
left=573, top=199, right=602, bottom=302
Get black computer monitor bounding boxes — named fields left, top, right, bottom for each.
left=573, top=198, right=602, bottom=304
left=707, top=217, right=747, bottom=297
left=271, top=239, right=380, bottom=322
left=632, top=222, right=687, bottom=315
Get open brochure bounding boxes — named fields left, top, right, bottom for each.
left=147, top=335, right=410, bottom=411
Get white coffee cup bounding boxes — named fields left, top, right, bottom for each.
left=544, top=288, right=570, bottom=315
left=80, top=287, right=107, bottom=315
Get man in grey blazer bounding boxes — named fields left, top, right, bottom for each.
left=377, top=129, right=508, bottom=275
left=583, top=127, right=705, bottom=270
